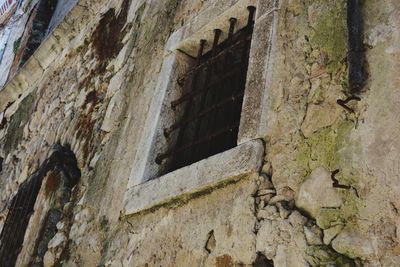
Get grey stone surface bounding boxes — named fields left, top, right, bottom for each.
left=332, top=229, right=374, bottom=260
left=296, top=167, right=343, bottom=218
left=0, top=0, right=398, bottom=266
left=124, top=139, right=264, bottom=215
left=323, top=225, right=344, bottom=245
left=238, top=3, right=279, bottom=144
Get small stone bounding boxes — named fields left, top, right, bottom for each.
left=48, top=233, right=67, bottom=249
left=277, top=202, right=291, bottom=219
left=316, top=208, right=342, bottom=230
left=310, top=49, right=320, bottom=60
left=274, top=244, right=309, bottom=267
left=323, top=225, right=344, bottom=245
left=310, top=62, right=320, bottom=73
left=101, top=91, right=124, bottom=132
left=288, top=211, right=308, bottom=226
left=261, top=162, right=273, bottom=176
left=257, top=205, right=280, bottom=220
left=257, top=189, right=276, bottom=196
left=300, top=102, right=342, bottom=138
left=258, top=200, right=266, bottom=210
left=268, top=195, right=286, bottom=205
left=332, top=229, right=374, bottom=259
left=317, top=52, right=329, bottom=67
left=43, top=251, right=55, bottom=267
left=258, top=176, right=274, bottom=190
left=290, top=75, right=303, bottom=87
left=56, top=221, right=65, bottom=231
left=106, top=67, right=125, bottom=98
left=256, top=220, right=275, bottom=258
left=261, top=194, right=274, bottom=205
left=74, top=208, right=91, bottom=221
left=296, top=167, right=343, bottom=218
left=278, top=187, right=295, bottom=202
left=114, top=42, right=132, bottom=72
left=89, top=153, right=101, bottom=169
left=304, top=225, right=323, bottom=245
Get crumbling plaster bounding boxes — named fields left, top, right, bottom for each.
left=0, top=0, right=398, bottom=266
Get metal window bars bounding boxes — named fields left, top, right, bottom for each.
left=0, top=174, right=43, bottom=267
left=0, top=145, right=80, bottom=267
left=156, top=6, right=256, bottom=173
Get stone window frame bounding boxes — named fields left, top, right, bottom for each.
left=123, top=0, right=280, bottom=215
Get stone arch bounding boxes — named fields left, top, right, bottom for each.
left=0, top=144, right=80, bottom=266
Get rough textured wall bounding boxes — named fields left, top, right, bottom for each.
left=261, top=0, right=400, bottom=266
left=0, top=0, right=399, bottom=266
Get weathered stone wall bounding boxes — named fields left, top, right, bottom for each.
left=0, top=0, right=399, bottom=266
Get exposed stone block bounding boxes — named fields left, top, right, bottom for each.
left=296, top=167, right=343, bottom=219
left=123, top=139, right=264, bottom=215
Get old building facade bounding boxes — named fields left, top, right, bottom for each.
left=0, top=0, right=399, bottom=266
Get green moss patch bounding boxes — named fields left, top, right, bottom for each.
left=305, top=245, right=356, bottom=267
left=295, top=120, right=354, bottom=181
left=4, top=94, right=35, bottom=155
left=13, top=37, right=22, bottom=54
left=295, top=120, right=362, bottom=227
left=310, top=0, right=348, bottom=73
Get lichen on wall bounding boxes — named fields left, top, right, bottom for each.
left=309, top=0, right=347, bottom=73
left=264, top=0, right=400, bottom=265
left=0, top=0, right=399, bottom=266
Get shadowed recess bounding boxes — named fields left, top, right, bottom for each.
left=0, top=144, right=80, bottom=267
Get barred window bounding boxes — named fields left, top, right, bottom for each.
left=0, top=174, right=42, bottom=266
left=0, top=146, right=80, bottom=266
left=156, top=6, right=256, bottom=174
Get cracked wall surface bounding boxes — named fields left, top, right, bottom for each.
left=0, top=0, right=399, bottom=266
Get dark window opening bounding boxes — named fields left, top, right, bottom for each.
left=253, top=252, right=274, bottom=267
left=19, top=0, right=59, bottom=67
left=0, top=145, right=80, bottom=267
left=0, top=170, right=43, bottom=266
left=156, top=6, right=256, bottom=174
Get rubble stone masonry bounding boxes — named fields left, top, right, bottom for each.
left=0, top=0, right=399, bottom=266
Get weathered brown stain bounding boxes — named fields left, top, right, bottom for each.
left=216, top=254, right=234, bottom=267
left=82, top=90, right=98, bottom=111
left=91, top=0, right=131, bottom=62
left=74, top=114, right=95, bottom=160
left=45, top=170, right=61, bottom=194
left=75, top=114, right=94, bottom=139
left=74, top=71, right=105, bottom=162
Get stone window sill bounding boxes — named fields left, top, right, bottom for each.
left=123, top=139, right=264, bottom=215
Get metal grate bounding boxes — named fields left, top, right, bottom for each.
left=156, top=6, right=256, bottom=173
left=0, top=145, right=80, bottom=267
left=0, top=174, right=42, bottom=266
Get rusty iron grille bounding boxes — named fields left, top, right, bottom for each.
left=0, top=175, right=42, bottom=266
left=156, top=6, right=256, bottom=173
left=0, top=145, right=80, bottom=267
